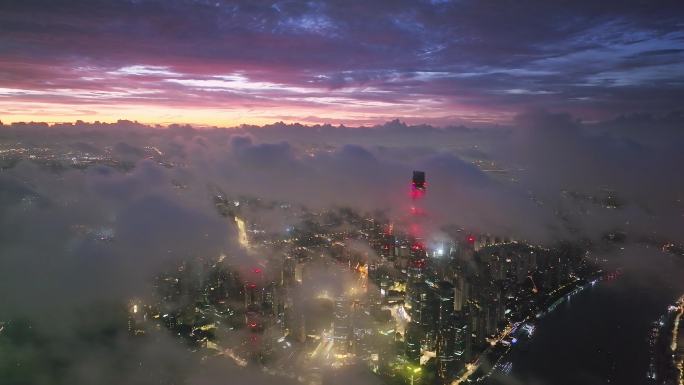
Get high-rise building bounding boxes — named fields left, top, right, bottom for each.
left=405, top=255, right=427, bottom=309
left=244, top=282, right=264, bottom=331
left=405, top=323, right=423, bottom=362
left=413, top=282, right=435, bottom=330
left=454, top=275, right=466, bottom=312
left=282, top=256, right=297, bottom=287
left=333, top=295, right=351, bottom=355
left=405, top=170, right=432, bottom=362
left=436, top=281, right=457, bottom=382
left=406, top=280, right=438, bottom=362
left=453, top=312, right=469, bottom=368
left=412, top=170, right=426, bottom=191
left=463, top=305, right=474, bottom=361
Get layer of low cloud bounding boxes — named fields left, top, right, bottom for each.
left=0, top=111, right=683, bottom=384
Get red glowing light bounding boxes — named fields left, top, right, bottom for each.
left=409, top=224, right=421, bottom=237
left=248, top=322, right=257, bottom=328
left=253, top=268, right=262, bottom=274
left=410, top=188, right=426, bottom=200
left=247, top=283, right=257, bottom=289
left=410, top=258, right=427, bottom=269
left=467, top=235, right=476, bottom=244
left=385, top=223, right=394, bottom=236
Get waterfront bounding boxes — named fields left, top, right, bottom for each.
left=488, top=249, right=684, bottom=385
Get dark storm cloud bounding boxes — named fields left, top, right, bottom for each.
left=1, top=0, right=683, bottom=123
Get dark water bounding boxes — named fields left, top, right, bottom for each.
left=492, top=249, right=684, bottom=385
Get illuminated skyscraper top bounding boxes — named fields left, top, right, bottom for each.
left=412, top=171, right=426, bottom=191
left=411, top=170, right=426, bottom=201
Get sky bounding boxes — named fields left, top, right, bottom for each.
left=1, top=0, right=684, bottom=126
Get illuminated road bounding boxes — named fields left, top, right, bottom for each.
left=451, top=323, right=519, bottom=385
left=452, top=363, right=478, bottom=385
left=234, top=216, right=250, bottom=249
left=671, top=295, right=684, bottom=385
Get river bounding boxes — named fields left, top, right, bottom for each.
left=488, top=247, right=684, bottom=385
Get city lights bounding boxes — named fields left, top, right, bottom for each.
left=2, top=2, right=683, bottom=385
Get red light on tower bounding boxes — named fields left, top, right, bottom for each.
left=410, top=188, right=426, bottom=200
left=410, top=170, right=426, bottom=200
left=410, top=223, right=420, bottom=233
left=253, top=267, right=262, bottom=274
left=467, top=235, right=476, bottom=244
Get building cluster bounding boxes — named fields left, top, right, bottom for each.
left=126, top=171, right=598, bottom=385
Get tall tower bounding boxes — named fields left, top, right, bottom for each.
left=405, top=171, right=431, bottom=363
left=244, top=267, right=265, bottom=332
left=412, top=171, right=426, bottom=196
left=405, top=171, right=428, bottom=312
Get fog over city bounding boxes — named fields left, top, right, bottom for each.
left=2, top=112, right=683, bottom=385
left=2, top=1, right=684, bottom=385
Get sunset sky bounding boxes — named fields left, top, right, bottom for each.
left=1, top=0, right=683, bottom=126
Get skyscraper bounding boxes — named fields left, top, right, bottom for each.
left=436, top=281, right=457, bottom=382
left=412, top=170, right=426, bottom=191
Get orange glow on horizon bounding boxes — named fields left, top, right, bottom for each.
left=0, top=100, right=513, bottom=128
left=0, top=101, right=317, bottom=127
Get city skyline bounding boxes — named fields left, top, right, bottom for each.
left=1, top=2, right=684, bottom=385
